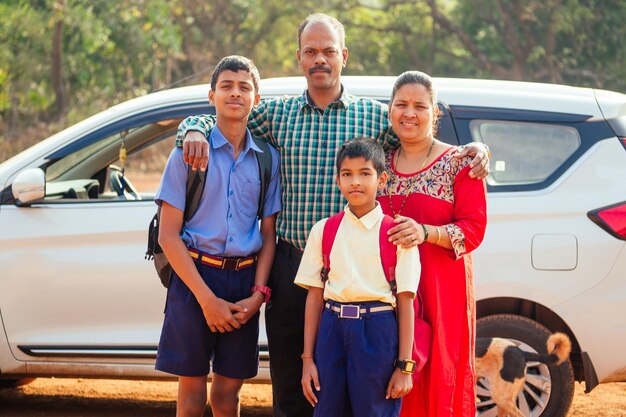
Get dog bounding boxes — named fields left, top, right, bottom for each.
left=475, top=332, right=571, bottom=417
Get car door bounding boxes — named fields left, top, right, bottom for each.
left=449, top=105, right=623, bottom=305
left=0, top=103, right=213, bottom=365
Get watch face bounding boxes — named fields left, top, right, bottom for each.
left=405, top=361, right=416, bottom=373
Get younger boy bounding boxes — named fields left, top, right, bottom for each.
left=296, top=138, right=420, bottom=417
left=154, top=55, right=281, bottom=417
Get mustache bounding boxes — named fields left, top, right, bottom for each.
left=309, top=65, right=332, bottom=75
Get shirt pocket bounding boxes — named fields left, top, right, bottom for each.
left=233, top=177, right=261, bottom=218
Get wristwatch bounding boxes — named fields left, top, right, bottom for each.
left=251, top=285, right=272, bottom=303
left=394, top=359, right=417, bottom=374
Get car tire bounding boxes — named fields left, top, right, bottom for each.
left=0, top=377, right=35, bottom=389
left=476, top=314, right=575, bottom=417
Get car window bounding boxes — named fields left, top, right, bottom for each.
left=110, top=130, right=173, bottom=195
left=42, top=118, right=182, bottom=202
left=470, top=120, right=581, bottom=185
left=46, top=134, right=120, bottom=181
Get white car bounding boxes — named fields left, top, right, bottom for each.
left=1, top=76, right=625, bottom=417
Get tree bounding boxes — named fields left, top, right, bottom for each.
left=51, top=0, right=67, bottom=121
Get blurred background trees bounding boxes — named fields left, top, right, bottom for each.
left=1, top=0, right=625, bottom=158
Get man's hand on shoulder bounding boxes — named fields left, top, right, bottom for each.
left=183, top=130, right=210, bottom=172
left=455, top=142, right=490, bottom=179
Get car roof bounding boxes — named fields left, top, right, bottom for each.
left=144, top=75, right=612, bottom=118
left=3, top=75, right=622, bottom=178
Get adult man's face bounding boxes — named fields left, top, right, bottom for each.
left=297, top=21, right=348, bottom=93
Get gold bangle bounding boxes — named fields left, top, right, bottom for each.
left=301, top=352, right=314, bottom=359
left=435, top=226, right=441, bottom=246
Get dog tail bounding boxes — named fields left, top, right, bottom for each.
left=523, top=332, right=572, bottom=365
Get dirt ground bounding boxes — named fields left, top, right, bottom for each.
left=0, top=378, right=624, bottom=416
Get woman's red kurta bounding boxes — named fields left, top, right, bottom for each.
left=378, top=148, right=487, bottom=417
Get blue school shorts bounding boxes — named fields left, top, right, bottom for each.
left=155, top=262, right=259, bottom=379
left=312, top=300, right=401, bottom=417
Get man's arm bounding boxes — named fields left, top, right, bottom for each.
left=158, top=201, right=246, bottom=333
left=176, top=100, right=274, bottom=171
left=377, top=120, right=491, bottom=179
left=455, top=142, right=490, bottom=179
left=174, top=115, right=216, bottom=172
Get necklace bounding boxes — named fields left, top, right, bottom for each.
left=388, top=139, right=435, bottom=216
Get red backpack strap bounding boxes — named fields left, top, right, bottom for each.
left=379, top=215, right=398, bottom=295
left=321, top=211, right=345, bottom=282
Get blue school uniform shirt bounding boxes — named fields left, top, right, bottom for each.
left=155, top=125, right=281, bottom=257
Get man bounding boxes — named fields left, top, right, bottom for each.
left=176, top=14, right=489, bottom=417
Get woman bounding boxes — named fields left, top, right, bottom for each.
left=378, top=71, right=487, bottom=417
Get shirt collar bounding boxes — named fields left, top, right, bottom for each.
left=210, top=125, right=259, bottom=154
left=299, top=85, right=356, bottom=111
left=344, top=202, right=384, bottom=230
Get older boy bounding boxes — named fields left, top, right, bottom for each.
left=155, top=56, right=281, bottom=417
left=296, top=138, right=420, bottom=417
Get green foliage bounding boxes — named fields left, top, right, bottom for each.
left=1, top=0, right=624, bottom=152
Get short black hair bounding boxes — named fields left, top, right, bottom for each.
left=211, top=55, right=260, bottom=93
left=336, top=137, right=385, bottom=175
left=298, top=13, right=345, bottom=49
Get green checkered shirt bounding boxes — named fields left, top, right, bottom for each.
left=176, top=89, right=398, bottom=250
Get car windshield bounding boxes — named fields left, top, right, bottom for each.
left=45, top=133, right=123, bottom=181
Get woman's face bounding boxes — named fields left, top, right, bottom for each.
left=389, top=83, right=436, bottom=143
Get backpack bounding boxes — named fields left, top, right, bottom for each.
left=321, top=211, right=432, bottom=374
left=145, top=137, right=273, bottom=288
left=321, top=211, right=398, bottom=289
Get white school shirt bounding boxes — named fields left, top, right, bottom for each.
left=294, top=203, right=421, bottom=306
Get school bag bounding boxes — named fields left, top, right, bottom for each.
left=145, top=137, right=273, bottom=288
left=321, top=211, right=432, bottom=374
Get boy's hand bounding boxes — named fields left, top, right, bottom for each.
left=388, top=216, right=423, bottom=248
left=200, top=297, right=247, bottom=333
left=386, top=368, right=413, bottom=399
left=183, top=131, right=209, bottom=172
left=301, top=359, right=320, bottom=407
left=233, top=293, right=264, bottom=325
left=455, top=142, right=490, bottom=179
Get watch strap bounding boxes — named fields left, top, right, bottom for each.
left=251, top=285, right=271, bottom=303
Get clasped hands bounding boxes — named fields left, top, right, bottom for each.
left=200, top=291, right=264, bottom=333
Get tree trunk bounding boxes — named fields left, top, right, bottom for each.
left=51, top=0, right=67, bottom=122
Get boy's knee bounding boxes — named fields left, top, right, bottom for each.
left=177, top=376, right=208, bottom=417
left=210, top=386, right=240, bottom=410
left=177, top=394, right=207, bottom=417
left=210, top=376, right=243, bottom=415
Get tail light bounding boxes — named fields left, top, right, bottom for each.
left=588, top=201, right=626, bottom=240
left=621, top=137, right=626, bottom=150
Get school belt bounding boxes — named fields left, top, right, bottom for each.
left=188, top=248, right=257, bottom=271
left=324, top=301, right=394, bottom=319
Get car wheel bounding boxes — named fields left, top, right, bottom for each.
left=0, top=377, right=35, bottom=389
left=476, top=314, right=574, bottom=417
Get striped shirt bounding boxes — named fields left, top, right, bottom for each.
left=176, top=88, right=398, bottom=250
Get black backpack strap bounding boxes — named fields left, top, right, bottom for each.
left=183, top=165, right=207, bottom=221
left=251, top=137, right=273, bottom=219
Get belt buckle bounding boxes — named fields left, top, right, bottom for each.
left=222, top=258, right=239, bottom=270
left=339, top=304, right=361, bottom=319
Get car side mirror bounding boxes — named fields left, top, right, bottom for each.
left=12, top=168, right=45, bottom=206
